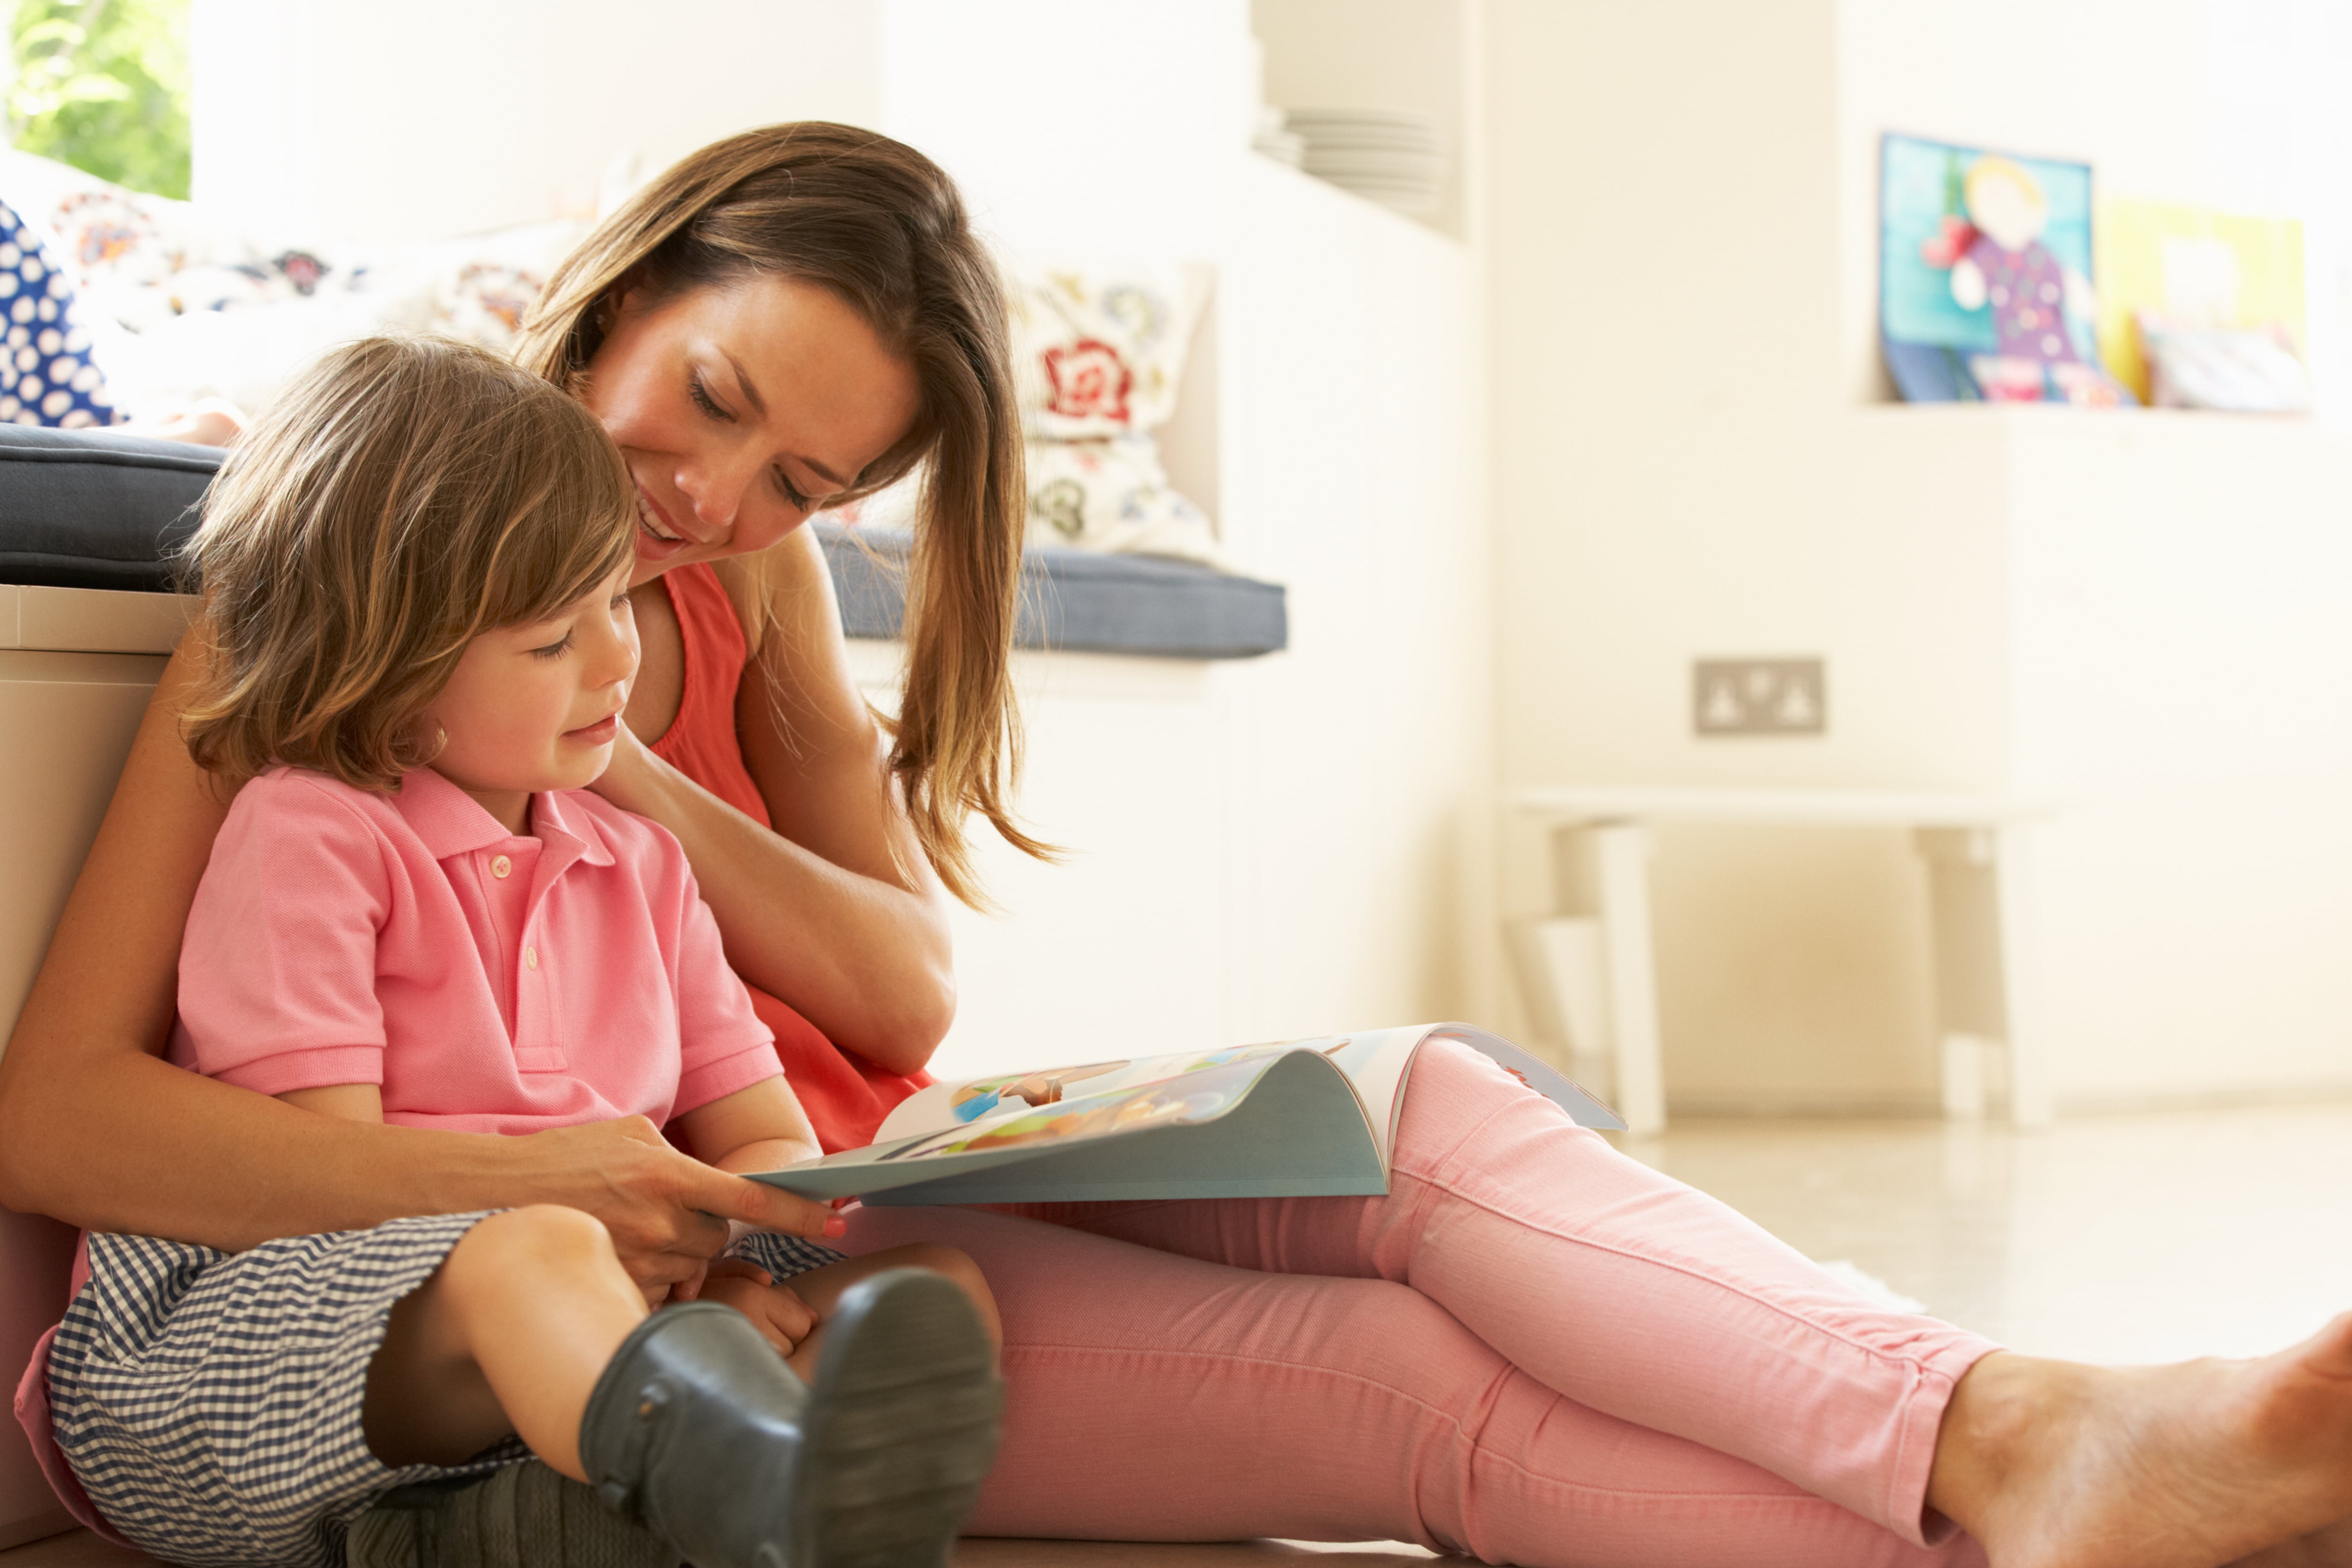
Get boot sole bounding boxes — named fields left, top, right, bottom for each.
left=350, top=1458, right=681, bottom=1568
left=790, top=1268, right=1006, bottom=1568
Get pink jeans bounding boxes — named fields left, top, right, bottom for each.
left=842, top=1040, right=1998, bottom=1566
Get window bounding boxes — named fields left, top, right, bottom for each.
left=7, top=0, right=191, bottom=199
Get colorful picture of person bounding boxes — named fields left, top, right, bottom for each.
left=948, top=1060, right=1130, bottom=1123
left=1880, top=132, right=2132, bottom=406
left=881, top=1078, right=1238, bottom=1163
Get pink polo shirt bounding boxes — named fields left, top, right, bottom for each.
left=15, top=765, right=782, bottom=1535
left=168, top=764, right=781, bottom=1127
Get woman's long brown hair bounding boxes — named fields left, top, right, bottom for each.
left=513, top=122, right=1043, bottom=906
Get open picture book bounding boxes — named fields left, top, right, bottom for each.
left=752, top=1024, right=1625, bottom=1206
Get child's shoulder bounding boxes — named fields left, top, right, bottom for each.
left=230, top=764, right=401, bottom=836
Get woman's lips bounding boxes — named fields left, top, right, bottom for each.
left=633, top=488, right=695, bottom=560
left=565, top=715, right=620, bottom=745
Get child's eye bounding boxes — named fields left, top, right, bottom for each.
left=529, top=633, right=575, bottom=660
left=687, top=372, right=730, bottom=422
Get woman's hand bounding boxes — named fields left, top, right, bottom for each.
left=511, top=1115, right=843, bottom=1300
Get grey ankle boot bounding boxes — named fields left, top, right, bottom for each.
left=580, top=1268, right=1004, bottom=1568
left=348, top=1459, right=679, bottom=1568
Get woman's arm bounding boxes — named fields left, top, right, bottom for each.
left=592, top=527, right=956, bottom=1074
left=0, top=631, right=834, bottom=1291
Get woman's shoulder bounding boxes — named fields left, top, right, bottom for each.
left=710, top=526, right=834, bottom=665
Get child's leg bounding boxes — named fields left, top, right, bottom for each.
left=769, top=1244, right=1001, bottom=1382
left=363, top=1205, right=646, bottom=1479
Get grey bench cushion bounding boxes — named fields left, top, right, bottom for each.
left=0, top=424, right=221, bottom=592
left=0, top=427, right=1288, bottom=659
left=819, top=524, right=1286, bottom=660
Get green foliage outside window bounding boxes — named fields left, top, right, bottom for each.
left=7, top=0, right=192, bottom=200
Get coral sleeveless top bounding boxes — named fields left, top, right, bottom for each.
left=649, top=562, right=928, bottom=1152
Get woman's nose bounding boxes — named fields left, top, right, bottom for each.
left=677, top=449, right=761, bottom=529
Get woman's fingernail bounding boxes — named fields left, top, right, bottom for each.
left=823, top=1216, right=847, bottom=1238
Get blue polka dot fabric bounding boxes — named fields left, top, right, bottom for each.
left=0, top=197, right=122, bottom=428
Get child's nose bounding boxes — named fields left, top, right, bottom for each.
left=589, top=623, right=639, bottom=688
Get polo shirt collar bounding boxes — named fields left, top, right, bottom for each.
left=392, top=768, right=616, bottom=869
left=529, top=786, right=618, bottom=869
left=394, top=768, right=511, bottom=858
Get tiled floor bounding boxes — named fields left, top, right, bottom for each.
left=11, top=1099, right=2351, bottom=1566
left=1626, top=1098, right=2352, bottom=1365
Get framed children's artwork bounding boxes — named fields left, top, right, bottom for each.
left=1880, top=132, right=2133, bottom=406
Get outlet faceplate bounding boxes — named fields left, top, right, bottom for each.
left=1693, top=658, right=1827, bottom=736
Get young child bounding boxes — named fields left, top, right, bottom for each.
left=26, top=336, right=1003, bottom=1568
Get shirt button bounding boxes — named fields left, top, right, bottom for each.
left=491, top=855, right=511, bottom=879
left=525, top=947, right=538, bottom=970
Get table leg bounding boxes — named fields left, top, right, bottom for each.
left=1915, top=824, right=2050, bottom=1128
left=1992, top=821, right=2051, bottom=1127
left=1555, top=822, right=1665, bottom=1136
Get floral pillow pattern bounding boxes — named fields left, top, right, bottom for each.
left=1025, top=436, right=1226, bottom=568
left=1008, top=260, right=1204, bottom=440
left=1003, top=257, right=1225, bottom=567
left=0, top=198, right=122, bottom=428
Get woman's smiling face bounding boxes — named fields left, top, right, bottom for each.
left=582, top=275, right=923, bottom=585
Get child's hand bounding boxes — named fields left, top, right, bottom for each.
left=694, top=1259, right=819, bottom=1355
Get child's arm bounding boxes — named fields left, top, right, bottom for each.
left=277, top=1084, right=385, bottom=1123
left=669, top=1076, right=825, bottom=1175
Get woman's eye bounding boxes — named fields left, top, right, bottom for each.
left=773, top=469, right=811, bottom=511
left=687, top=372, right=730, bottom=422
left=530, top=633, right=575, bottom=660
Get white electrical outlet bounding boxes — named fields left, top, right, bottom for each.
left=1693, top=658, right=1827, bottom=736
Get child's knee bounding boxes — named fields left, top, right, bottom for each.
left=462, top=1204, right=616, bottom=1271
left=877, top=1243, right=1000, bottom=1343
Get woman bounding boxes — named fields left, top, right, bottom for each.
left=4, top=124, right=2350, bottom=1568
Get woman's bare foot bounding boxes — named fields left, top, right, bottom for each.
left=1927, top=1314, right=2352, bottom=1568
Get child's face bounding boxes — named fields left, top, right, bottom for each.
left=419, top=562, right=640, bottom=815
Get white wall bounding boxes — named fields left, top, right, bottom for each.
left=192, top=0, right=883, bottom=242
left=1485, top=0, right=2352, bottom=1112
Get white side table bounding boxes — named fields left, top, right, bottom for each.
left=1504, top=787, right=2055, bottom=1136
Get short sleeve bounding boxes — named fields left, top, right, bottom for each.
left=669, top=870, right=780, bottom=1116
left=174, top=773, right=394, bottom=1095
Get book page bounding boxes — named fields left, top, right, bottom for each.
left=755, top=1049, right=1367, bottom=1202
left=877, top=1040, right=1337, bottom=1143
left=877, top=1026, right=1625, bottom=1170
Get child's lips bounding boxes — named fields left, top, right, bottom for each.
left=566, top=715, right=620, bottom=745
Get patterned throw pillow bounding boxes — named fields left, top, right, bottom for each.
left=1007, top=259, right=1206, bottom=440
left=0, top=198, right=121, bottom=428
left=1025, top=436, right=1226, bottom=568
left=1002, top=256, right=1225, bottom=566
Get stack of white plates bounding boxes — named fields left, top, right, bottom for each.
left=1285, top=108, right=1446, bottom=218
left=1251, top=106, right=1306, bottom=168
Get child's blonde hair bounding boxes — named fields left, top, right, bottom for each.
left=180, top=335, right=638, bottom=792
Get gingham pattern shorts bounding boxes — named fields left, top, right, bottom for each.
left=47, top=1215, right=846, bottom=1568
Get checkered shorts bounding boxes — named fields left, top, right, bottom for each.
left=46, top=1216, right=844, bottom=1568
